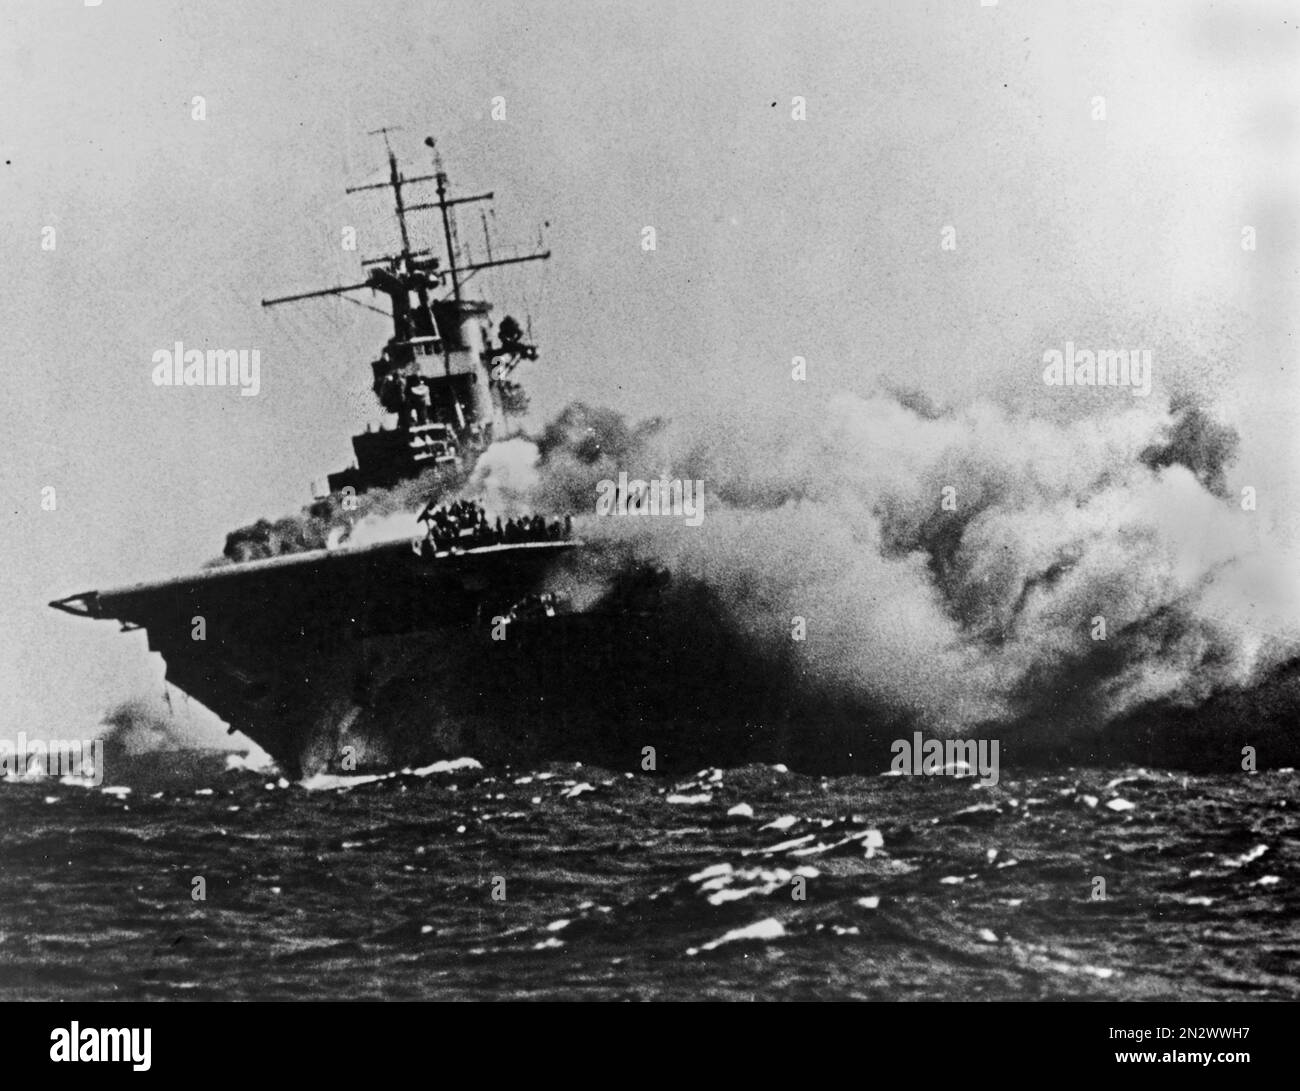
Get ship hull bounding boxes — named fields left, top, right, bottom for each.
left=53, top=539, right=1300, bottom=777
left=54, top=540, right=789, bottom=775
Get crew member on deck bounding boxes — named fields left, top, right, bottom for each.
left=385, top=374, right=408, bottom=428
left=409, top=377, right=432, bottom=426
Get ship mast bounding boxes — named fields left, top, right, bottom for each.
left=262, top=129, right=550, bottom=341
left=261, top=129, right=553, bottom=477
left=429, top=138, right=461, bottom=303
left=405, top=137, right=554, bottom=303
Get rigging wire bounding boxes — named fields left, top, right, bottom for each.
left=337, top=293, right=392, bottom=318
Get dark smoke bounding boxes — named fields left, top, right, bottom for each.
left=96, top=695, right=197, bottom=759
left=93, top=696, right=251, bottom=788
left=214, top=467, right=467, bottom=564
left=1139, top=396, right=1240, bottom=498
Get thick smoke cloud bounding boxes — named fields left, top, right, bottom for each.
left=527, top=393, right=1300, bottom=738
left=210, top=391, right=1299, bottom=744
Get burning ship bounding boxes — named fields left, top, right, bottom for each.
left=48, top=134, right=807, bottom=778
left=49, top=134, right=1300, bottom=778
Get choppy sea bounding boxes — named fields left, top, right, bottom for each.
left=1, top=752, right=1296, bottom=1001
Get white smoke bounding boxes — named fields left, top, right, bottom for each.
left=524, top=391, right=1300, bottom=737
left=340, top=508, right=423, bottom=550
left=465, top=437, right=544, bottom=517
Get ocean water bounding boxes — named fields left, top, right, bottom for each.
left=0, top=753, right=1295, bottom=1001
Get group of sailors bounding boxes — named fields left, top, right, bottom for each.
left=418, top=498, right=572, bottom=553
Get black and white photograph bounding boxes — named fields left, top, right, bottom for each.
left=2, top=0, right=1297, bottom=1041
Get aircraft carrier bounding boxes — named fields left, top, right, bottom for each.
left=50, top=133, right=1300, bottom=780
left=48, top=133, right=820, bottom=778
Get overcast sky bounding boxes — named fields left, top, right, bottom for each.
left=3, top=0, right=1297, bottom=740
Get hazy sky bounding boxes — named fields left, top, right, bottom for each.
left=3, top=0, right=1297, bottom=739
